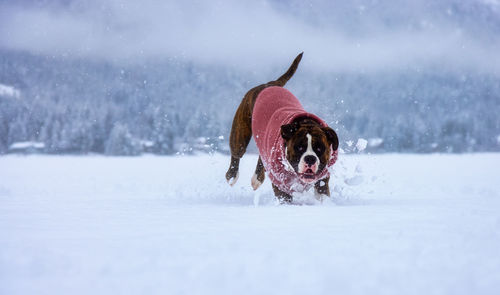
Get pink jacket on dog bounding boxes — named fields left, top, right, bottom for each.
left=252, top=86, right=338, bottom=195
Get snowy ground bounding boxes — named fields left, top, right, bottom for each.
left=1, top=153, right=499, bottom=295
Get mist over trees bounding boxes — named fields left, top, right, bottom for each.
left=1, top=48, right=499, bottom=155
left=1, top=0, right=499, bottom=155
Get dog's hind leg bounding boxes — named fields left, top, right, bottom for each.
left=251, top=156, right=265, bottom=190
left=226, top=156, right=240, bottom=186
left=226, top=98, right=253, bottom=186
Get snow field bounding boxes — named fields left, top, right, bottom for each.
left=1, top=153, right=500, bottom=295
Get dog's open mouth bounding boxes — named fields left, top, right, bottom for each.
left=299, top=168, right=316, bottom=180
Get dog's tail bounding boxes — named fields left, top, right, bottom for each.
left=275, top=52, right=303, bottom=87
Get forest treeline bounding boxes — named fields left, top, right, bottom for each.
left=1, top=50, right=499, bottom=155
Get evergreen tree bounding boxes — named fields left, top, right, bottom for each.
left=105, top=124, right=142, bottom=156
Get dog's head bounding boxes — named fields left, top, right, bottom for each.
left=281, top=119, right=339, bottom=183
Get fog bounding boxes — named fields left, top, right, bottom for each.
left=1, top=0, right=499, bottom=72
left=1, top=0, right=499, bottom=155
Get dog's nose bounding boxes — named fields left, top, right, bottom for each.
left=304, top=155, right=316, bottom=166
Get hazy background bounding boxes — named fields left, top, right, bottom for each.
left=1, top=0, right=499, bottom=155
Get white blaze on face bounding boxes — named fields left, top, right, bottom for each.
left=298, top=134, right=320, bottom=179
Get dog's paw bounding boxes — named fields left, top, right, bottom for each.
left=314, top=192, right=325, bottom=202
left=227, top=171, right=239, bottom=186
left=251, top=173, right=263, bottom=190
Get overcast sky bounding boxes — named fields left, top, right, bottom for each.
left=1, top=0, right=499, bottom=73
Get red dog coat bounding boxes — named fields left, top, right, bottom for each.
left=252, top=86, right=338, bottom=195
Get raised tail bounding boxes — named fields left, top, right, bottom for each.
left=275, top=52, right=303, bottom=86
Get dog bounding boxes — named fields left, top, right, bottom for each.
left=225, top=52, right=339, bottom=203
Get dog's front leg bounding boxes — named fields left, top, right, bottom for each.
left=314, top=177, right=330, bottom=201
left=272, top=184, right=293, bottom=204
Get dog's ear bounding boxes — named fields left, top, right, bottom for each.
left=281, top=122, right=299, bottom=140
left=322, top=127, right=339, bottom=151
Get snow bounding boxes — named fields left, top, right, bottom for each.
left=0, top=83, right=20, bottom=98
left=368, top=137, right=384, bottom=148
left=8, top=141, right=45, bottom=150
left=139, top=140, right=154, bottom=148
left=344, top=175, right=364, bottom=186
left=1, top=153, right=500, bottom=295
left=355, top=138, right=368, bottom=152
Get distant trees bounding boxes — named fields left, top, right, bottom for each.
left=105, top=123, right=142, bottom=156
left=0, top=49, right=499, bottom=155
left=149, top=108, right=176, bottom=154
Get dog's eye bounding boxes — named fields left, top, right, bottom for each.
left=315, top=145, right=324, bottom=154
left=295, top=145, right=304, bottom=152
